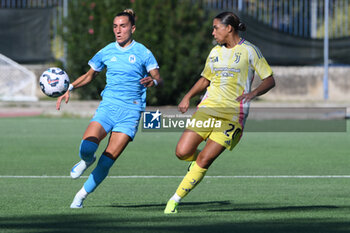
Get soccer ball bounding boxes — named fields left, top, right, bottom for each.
left=39, top=67, right=70, bottom=97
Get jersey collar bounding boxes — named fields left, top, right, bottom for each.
left=115, top=40, right=136, bottom=51
left=238, top=38, right=245, bottom=45
left=221, top=38, right=245, bottom=49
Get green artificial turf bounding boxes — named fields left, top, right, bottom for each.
left=0, top=116, right=349, bottom=233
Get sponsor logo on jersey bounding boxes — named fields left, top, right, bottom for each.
left=210, top=56, right=218, bottom=63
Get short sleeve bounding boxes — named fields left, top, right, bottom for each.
left=200, top=50, right=216, bottom=81
left=88, top=49, right=105, bottom=72
left=144, top=49, right=159, bottom=72
left=249, top=45, right=273, bottom=80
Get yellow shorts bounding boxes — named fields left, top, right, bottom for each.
left=187, top=109, right=242, bottom=150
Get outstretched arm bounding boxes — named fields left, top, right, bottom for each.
left=56, top=68, right=99, bottom=110
left=236, top=76, right=275, bottom=103
left=178, top=77, right=210, bottom=113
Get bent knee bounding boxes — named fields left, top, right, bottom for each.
left=80, top=139, right=98, bottom=162
left=175, top=147, right=193, bottom=160
left=175, top=150, right=185, bottom=160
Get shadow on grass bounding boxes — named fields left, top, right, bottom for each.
left=208, top=204, right=340, bottom=212
left=106, top=200, right=231, bottom=209
left=1, top=202, right=350, bottom=233
left=105, top=200, right=341, bottom=214
left=1, top=214, right=350, bottom=233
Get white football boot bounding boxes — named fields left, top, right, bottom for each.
left=70, top=195, right=85, bottom=208
left=70, top=156, right=96, bottom=179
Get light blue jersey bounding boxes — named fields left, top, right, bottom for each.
left=88, top=40, right=159, bottom=111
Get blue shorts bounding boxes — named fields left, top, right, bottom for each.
left=91, top=101, right=141, bottom=140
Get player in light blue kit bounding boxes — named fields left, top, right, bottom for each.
left=56, top=9, right=163, bottom=208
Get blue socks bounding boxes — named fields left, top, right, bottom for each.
left=79, top=140, right=98, bottom=163
left=84, top=155, right=115, bottom=193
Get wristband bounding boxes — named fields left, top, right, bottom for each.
left=153, top=79, right=158, bottom=86
left=68, top=84, right=74, bottom=92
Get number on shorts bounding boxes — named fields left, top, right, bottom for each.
left=224, top=123, right=241, bottom=140
left=224, top=123, right=235, bottom=137
left=232, top=128, right=242, bottom=140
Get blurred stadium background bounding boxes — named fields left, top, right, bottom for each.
left=0, top=0, right=349, bottom=106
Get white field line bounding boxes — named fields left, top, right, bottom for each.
left=1, top=175, right=350, bottom=179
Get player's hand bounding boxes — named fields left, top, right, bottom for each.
left=178, top=96, right=190, bottom=113
left=56, top=91, right=70, bottom=110
left=140, top=76, right=155, bottom=87
left=236, top=91, right=257, bottom=103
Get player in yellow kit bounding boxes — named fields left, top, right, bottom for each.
left=164, top=11, right=275, bottom=213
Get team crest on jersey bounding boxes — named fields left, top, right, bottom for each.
left=234, top=52, right=241, bottom=63
left=129, top=55, right=136, bottom=63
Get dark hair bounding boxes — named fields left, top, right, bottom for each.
left=115, top=9, right=136, bottom=26
left=214, top=12, right=246, bottom=32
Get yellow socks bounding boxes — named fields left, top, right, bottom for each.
left=175, top=162, right=207, bottom=198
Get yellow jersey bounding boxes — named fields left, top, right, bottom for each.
left=198, top=38, right=273, bottom=128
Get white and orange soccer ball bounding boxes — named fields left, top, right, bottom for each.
left=39, top=67, right=70, bottom=97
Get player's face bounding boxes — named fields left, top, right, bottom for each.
left=113, top=16, right=136, bottom=47
left=212, top=18, right=231, bottom=45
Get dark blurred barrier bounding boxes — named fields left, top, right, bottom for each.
left=239, top=13, right=350, bottom=65
left=0, top=8, right=53, bottom=63
left=205, top=0, right=350, bottom=39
